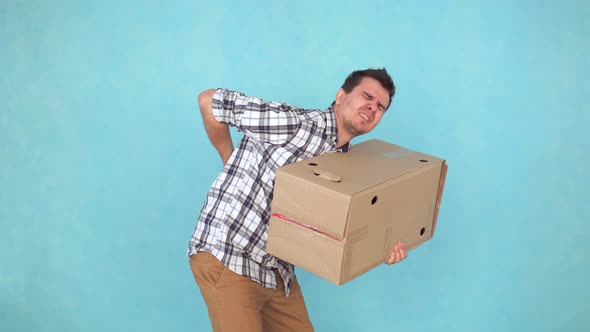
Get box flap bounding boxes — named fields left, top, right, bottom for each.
left=277, top=140, right=444, bottom=197
left=272, top=169, right=351, bottom=239
left=266, top=214, right=345, bottom=284
left=430, top=161, right=448, bottom=237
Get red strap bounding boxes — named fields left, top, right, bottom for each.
left=272, top=213, right=344, bottom=243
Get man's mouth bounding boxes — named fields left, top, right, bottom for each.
left=359, top=112, right=372, bottom=122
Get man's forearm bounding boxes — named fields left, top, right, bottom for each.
left=199, top=89, right=234, bottom=164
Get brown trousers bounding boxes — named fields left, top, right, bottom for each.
left=189, top=252, right=315, bottom=332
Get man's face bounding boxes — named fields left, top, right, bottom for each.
left=334, top=77, right=390, bottom=137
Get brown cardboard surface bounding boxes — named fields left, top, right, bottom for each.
left=266, top=139, right=447, bottom=285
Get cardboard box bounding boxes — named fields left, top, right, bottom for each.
left=266, top=139, right=447, bottom=285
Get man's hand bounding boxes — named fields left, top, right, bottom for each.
left=199, top=89, right=234, bottom=165
left=385, top=241, right=408, bottom=265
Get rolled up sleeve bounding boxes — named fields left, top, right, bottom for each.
left=212, top=88, right=301, bottom=145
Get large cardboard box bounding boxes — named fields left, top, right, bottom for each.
left=266, top=139, right=447, bottom=285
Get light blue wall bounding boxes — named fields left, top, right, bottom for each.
left=2, top=1, right=588, bottom=331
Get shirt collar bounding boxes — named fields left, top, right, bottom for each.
left=325, top=106, right=349, bottom=153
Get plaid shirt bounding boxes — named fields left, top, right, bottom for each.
left=187, top=88, right=347, bottom=295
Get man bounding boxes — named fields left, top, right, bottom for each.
left=188, top=68, right=408, bottom=332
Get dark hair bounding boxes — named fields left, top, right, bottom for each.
left=341, top=68, right=395, bottom=109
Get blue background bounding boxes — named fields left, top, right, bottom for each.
left=2, top=1, right=589, bottom=331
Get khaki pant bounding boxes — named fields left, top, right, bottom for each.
left=189, top=252, right=315, bottom=332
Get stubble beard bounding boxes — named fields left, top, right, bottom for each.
left=343, top=117, right=366, bottom=138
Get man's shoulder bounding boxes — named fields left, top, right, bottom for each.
left=290, top=107, right=327, bottom=121
left=215, top=88, right=331, bottom=121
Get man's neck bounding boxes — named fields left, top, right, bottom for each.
left=333, top=106, right=354, bottom=148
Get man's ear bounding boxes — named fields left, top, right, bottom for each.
left=334, top=88, right=345, bottom=105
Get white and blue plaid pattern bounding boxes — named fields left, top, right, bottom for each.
left=188, top=89, right=346, bottom=295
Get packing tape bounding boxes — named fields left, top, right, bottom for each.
left=346, top=225, right=369, bottom=244
left=342, top=248, right=351, bottom=283
left=384, top=225, right=393, bottom=261
left=341, top=225, right=369, bottom=281
left=384, top=148, right=414, bottom=159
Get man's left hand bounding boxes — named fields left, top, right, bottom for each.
left=385, top=241, right=408, bottom=265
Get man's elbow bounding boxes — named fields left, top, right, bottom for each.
left=198, top=89, right=216, bottom=109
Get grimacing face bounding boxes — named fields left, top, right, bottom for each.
left=334, top=77, right=390, bottom=137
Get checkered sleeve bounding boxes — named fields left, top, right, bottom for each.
left=211, top=88, right=301, bottom=145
